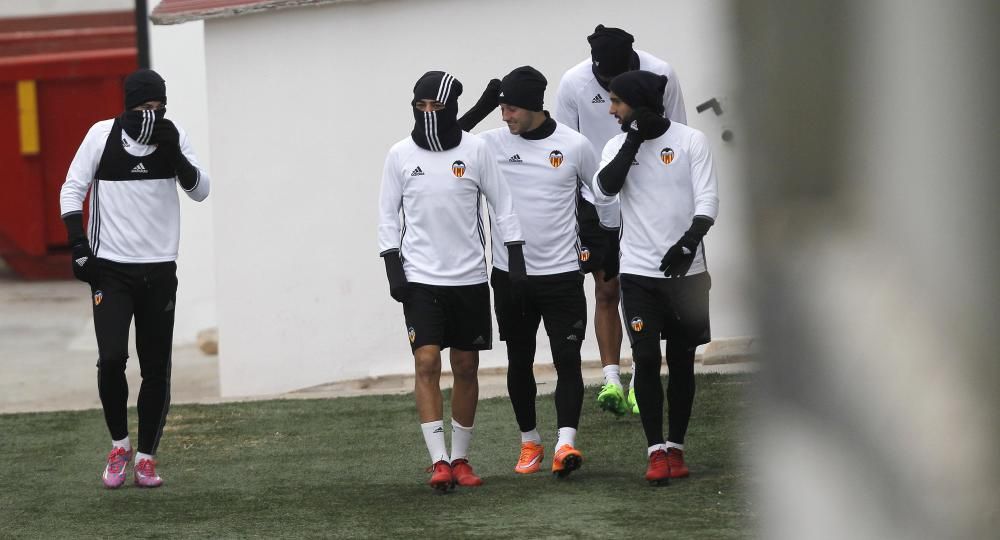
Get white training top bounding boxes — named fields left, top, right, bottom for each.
left=592, top=122, right=719, bottom=278
left=554, top=49, right=687, bottom=157
left=378, top=133, right=524, bottom=286
left=59, top=118, right=210, bottom=264
left=478, top=121, right=606, bottom=275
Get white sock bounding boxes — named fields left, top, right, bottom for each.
left=647, top=443, right=668, bottom=456
left=112, top=436, right=131, bottom=452
left=135, top=451, right=154, bottom=464
left=450, top=419, right=474, bottom=462
left=665, top=441, right=685, bottom=451
left=555, top=427, right=577, bottom=449
left=602, top=365, right=622, bottom=387
left=629, top=369, right=636, bottom=390
left=520, top=429, right=541, bottom=444
left=420, top=420, right=449, bottom=464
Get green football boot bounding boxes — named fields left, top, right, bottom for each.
left=597, top=383, right=627, bottom=416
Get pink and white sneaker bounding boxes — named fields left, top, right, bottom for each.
left=134, top=458, right=163, bottom=488
left=102, top=447, right=132, bottom=489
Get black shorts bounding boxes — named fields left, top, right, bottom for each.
left=402, top=282, right=492, bottom=352
left=577, top=193, right=612, bottom=275
left=620, top=272, right=711, bottom=347
left=491, top=269, right=587, bottom=345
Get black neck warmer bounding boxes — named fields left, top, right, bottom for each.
left=520, top=112, right=557, bottom=141
left=119, top=108, right=165, bottom=145
left=411, top=71, right=463, bottom=151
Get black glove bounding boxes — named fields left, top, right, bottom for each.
left=602, top=228, right=620, bottom=281
left=506, top=243, right=528, bottom=311
left=70, top=237, right=97, bottom=284
left=659, top=216, right=714, bottom=278
left=152, top=119, right=199, bottom=190
left=457, top=78, right=502, bottom=132
left=382, top=251, right=410, bottom=303
left=596, top=131, right=642, bottom=195
left=151, top=118, right=180, bottom=149
left=626, top=106, right=670, bottom=141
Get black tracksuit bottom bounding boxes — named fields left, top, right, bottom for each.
left=91, top=259, right=177, bottom=455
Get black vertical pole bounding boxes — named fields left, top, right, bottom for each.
left=135, top=0, right=150, bottom=69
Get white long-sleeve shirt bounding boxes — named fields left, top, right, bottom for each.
left=378, top=133, right=524, bottom=286
left=592, top=122, right=719, bottom=278
left=554, top=49, right=687, bottom=157
left=478, top=121, right=606, bottom=275
left=59, top=118, right=210, bottom=263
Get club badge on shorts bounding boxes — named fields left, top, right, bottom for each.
left=660, top=147, right=675, bottom=165
left=407, top=326, right=416, bottom=344
left=579, top=246, right=591, bottom=262
left=451, top=160, right=466, bottom=178
left=94, top=290, right=103, bottom=306
left=630, top=316, right=644, bottom=332
left=549, top=150, right=564, bottom=168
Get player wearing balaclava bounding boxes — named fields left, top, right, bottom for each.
left=552, top=25, right=688, bottom=419
left=592, top=69, right=720, bottom=485
left=456, top=65, right=618, bottom=479
left=59, top=67, right=211, bottom=490
left=378, top=70, right=526, bottom=492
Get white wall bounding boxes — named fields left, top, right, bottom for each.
left=0, top=0, right=133, bottom=17
left=147, top=9, right=218, bottom=346
left=205, top=0, right=750, bottom=397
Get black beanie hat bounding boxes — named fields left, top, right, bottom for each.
left=123, top=68, right=166, bottom=110
left=412, top=70, right=463, bottom=105
left=588, top=25, right=635, bottom=78
left=609, top=70, right=668, bottom=115
left=499, top=66, right=547, bottom=112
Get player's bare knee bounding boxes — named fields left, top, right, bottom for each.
left=595, top=280, right=621, bottom=306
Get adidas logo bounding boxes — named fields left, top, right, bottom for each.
left=566, top=335, right=579, bottom=342
left=164, top=300, right=174, bottom=312
left=411, top=166, right=424, bottom=176
left=472, top=336, right=486, bottom=346
left=74, top=256, right=88, bottom=267
left=592, top=94, right=606, bottom=104
left=632, top=159, right=640, bottom=166
left=433, top=427, right=444, bottom=434
left=121, top=137, right=130, bottom=148
left=508, top=154, right=522, bottom=163
left=572, top=320, right=584, bottom=330
left=131, top=162, right=148, bottom=174
left=499, top=91, right=505, bottom=97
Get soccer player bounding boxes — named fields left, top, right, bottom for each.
left=461, top=66, right=614, bottom=477
left=591, top=70, right=718, bottom=484
left=554, top=25, right=688, bottom=415
left=59, top=68, right=211, bottom=489
left=378, top=71, right=526, bottom=491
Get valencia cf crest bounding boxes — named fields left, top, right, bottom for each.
left=549, top=150, right=564, bottom=168
left=407, top=326, right=416, bottom=344
left=660, top=147, right=675, bottom=165
left=451, top=160, right=466, bottom=178
left=94, top=290, right=103, bottom=306
left=579, top=246, right=591, bottom=262
left=630, top=316, right=644, bottom=332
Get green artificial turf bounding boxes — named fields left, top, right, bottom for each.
left=0, top=373, right=754, bottom=539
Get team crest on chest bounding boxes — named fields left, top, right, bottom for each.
left=451, top=160, right=466, bottom=178
left=660, top=147, right=675, bottom=165
left=549, top=150, right=564, bottom=168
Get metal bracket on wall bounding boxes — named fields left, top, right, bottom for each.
left=696, top=98, right=723, bottom=116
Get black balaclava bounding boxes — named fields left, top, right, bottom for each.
left=588, top=25, right=638, bottom=89
left=120, top=69, right=167, bottom=145
left=411, top=71, right=463, bottom=151
left=499, top=66, right=546, bottom=112
left=609, top=70, right=668, bottom=115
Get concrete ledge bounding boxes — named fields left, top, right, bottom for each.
left=700, top=336, right=757, bottom=365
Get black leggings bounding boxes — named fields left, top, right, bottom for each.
left=507, top=336, right=584, bottom=432
left=632, top=338, right=696, bottom=447
left=91, top=259, right=177, bottom=455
